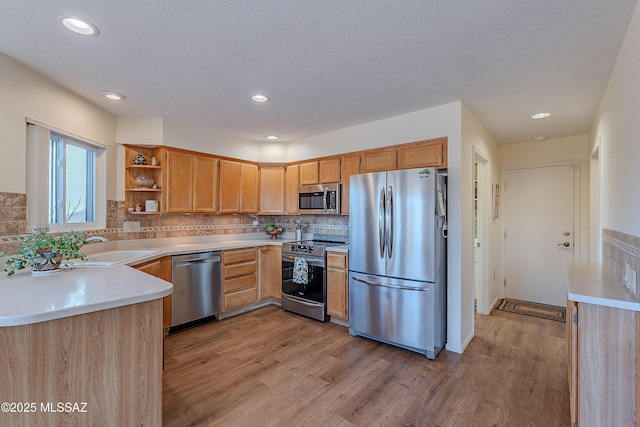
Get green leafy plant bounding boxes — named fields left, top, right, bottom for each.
left=2, top=230, right=87, bottom=276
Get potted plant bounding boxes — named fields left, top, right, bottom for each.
left=2, top=230, right=87, bottom=276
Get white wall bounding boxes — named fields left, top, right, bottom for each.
left=461, top=104, right=501, bottom=322
left=0, top=53, right=117, bottom=198
left=590, top=0, right=640, bottom=238
left=287, top=103, right=461, bottom=160
left=287, top=101, right=469, bottom=353
left=499, top=135, right=591, bottom=262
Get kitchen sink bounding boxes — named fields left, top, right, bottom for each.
left=81, top=250, right=160, bottom=266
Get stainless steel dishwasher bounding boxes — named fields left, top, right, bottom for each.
left=171, top=251, right=222, bottom=329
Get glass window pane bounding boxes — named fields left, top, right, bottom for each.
left=48, top=139, right=59, bottom=224
left=65, top=144, right=94, bottom=223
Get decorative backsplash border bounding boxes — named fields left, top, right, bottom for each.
left=0, top=193, right=349, bottom=252
left=603, top=228, right=640, bottom=291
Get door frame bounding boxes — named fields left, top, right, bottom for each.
left=473, top=148, right=490, bottom=315
left=500, top=161, right=581, bottom=300
left=589, top=141, right=601, bottom=262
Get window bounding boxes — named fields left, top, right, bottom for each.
left=49, top=133, right=96, bottom=226
left=26, top=122, right=106, bottom=232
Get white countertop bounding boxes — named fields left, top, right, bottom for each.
left=566, top=261, right=640, bottom=311
left=0, top=265, right=173, bottom=327
left=0, top=233, right=296, bottom=327
left=78, top=233, right=293, bottom=266
left=326, top=245, right=349, bottom=254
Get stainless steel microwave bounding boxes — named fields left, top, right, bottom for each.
left=298, top=183, right=341, bottom=214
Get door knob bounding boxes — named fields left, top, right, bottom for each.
left=558, top=242, right=571, bottom=247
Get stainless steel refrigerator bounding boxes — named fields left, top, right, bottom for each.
left=348, top=167, right=447, bottom=359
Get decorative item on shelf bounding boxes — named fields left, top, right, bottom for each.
left=135, top=203, right=142, bottom=212
left=133, top=153, right=147, bottom=165
left=1, top=230, right=87, bottom=276
left=145, top=200, right=159, bottom=212
left=151, top=156, right=158, bottom=166
left=135, top=175, right=154, bottom=188
left=128, top=204, right=134, bottom=212
left=265, top=224, right=283, bottom=239
left=152, top=183, right=158, bottom=189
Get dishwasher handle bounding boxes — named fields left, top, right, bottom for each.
left=173, top=254, right=221, bottom=268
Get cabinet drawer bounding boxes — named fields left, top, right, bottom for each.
left=224, top=262, right=257, bottom=279
left=225, top=274, right=257, bottom=293
left=223, top=248, right=257, bottom=265
left=327, top=253, right=347, bottom=269
left=225, top=287, right=259, bottom=310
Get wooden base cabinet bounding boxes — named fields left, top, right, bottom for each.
left=223, top=248, right=258, bottom=311
left=258, top=246, right=282, bottom=300
left=0, top=300, right=163, bottom=427
left=327, top=252, right=349, bottom=320
left=133, top=257, right=172, bottom=331
left=567, top=300, right=639, bottom=427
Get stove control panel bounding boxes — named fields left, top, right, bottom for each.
left=288, top=244, right=314, bottom=253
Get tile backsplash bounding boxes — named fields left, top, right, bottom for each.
left=603, top=228, right=640, bottom=292
left=0, top=192, right=349, bottom=253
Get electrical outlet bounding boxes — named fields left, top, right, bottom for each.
left=123, top=221, right=140, bottom=232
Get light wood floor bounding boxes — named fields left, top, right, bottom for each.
left=163, top=305, right=569, bottom=426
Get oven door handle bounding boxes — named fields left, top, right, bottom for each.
left=282, top=254, right=324, bottom=267
left=351, top=276, right=431, bottom=292
left=282, top=294, right=325, bottom=307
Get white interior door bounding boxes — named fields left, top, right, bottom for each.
left=504, top=164, right=576, bottom=306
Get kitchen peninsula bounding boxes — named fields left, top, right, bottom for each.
left=0, top=266, right=172, bottom=427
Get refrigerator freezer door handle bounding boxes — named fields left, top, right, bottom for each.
left=379, top=186, right=386, bottom=258
left=351, top=275, right=430, bottom=292
left=387, top=185, right=393, bottom=259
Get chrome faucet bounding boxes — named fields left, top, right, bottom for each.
left=83, top=235, right=108, bottom=246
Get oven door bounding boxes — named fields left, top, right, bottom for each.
left=282, top=254, right=327, bottom=320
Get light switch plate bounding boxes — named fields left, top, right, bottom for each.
left=123, top=221, right=140, bottom=232
left=624, top=263, right=637, bottom=294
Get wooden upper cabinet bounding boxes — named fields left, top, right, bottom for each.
left=319, top=157, right=341, bottom=183
left=219, top=159, right=242, bottom=213
left=360, top=149, right=398, bottom=173
left=340, top=154, right=361, bottom=215
left=219, top=160, right=259, bottom=214
left=259, top=165, right=285, bottom=214
left=193, top=154, right=219, bottom=213
left=299, top=161, right=319, bottom=185
left=285, top=164, right=299, bottom=214
left=398, top=138, right=447, bottom=169
left=165, top=149, right=194, bottom=213
left=240, top=163, right=259, bottom=213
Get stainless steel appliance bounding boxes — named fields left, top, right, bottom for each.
left=349, top=167, right=447, bottom=359
left=298, top=183, right=340, bottom=214
left=171, top=251, right=222, bottom=330
left=282, top=238, right=346, bottom=321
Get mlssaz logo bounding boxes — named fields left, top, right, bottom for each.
left=418, top=169, right=431, bottom=178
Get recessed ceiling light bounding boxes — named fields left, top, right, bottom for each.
left=533, top=136, right=547, bottom=142
left=99, top=90, right=126, bottom=100
left=252, top=94, right=269, bottom=103
left=531, top=112, right=551, bottom=119
left=58, top=15, right=98, bottom=36
left=266, top=135, right=279, bottom=140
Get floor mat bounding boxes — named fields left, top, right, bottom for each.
left=495, top=298, right=566, bottom=323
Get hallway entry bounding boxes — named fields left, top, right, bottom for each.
left=503, top=164, right=577, bottom=307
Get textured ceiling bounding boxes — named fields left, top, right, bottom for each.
left=0, top=0, right=637, bottom=144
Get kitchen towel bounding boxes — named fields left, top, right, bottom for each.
left=292, top=257, right=309, bottom=285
